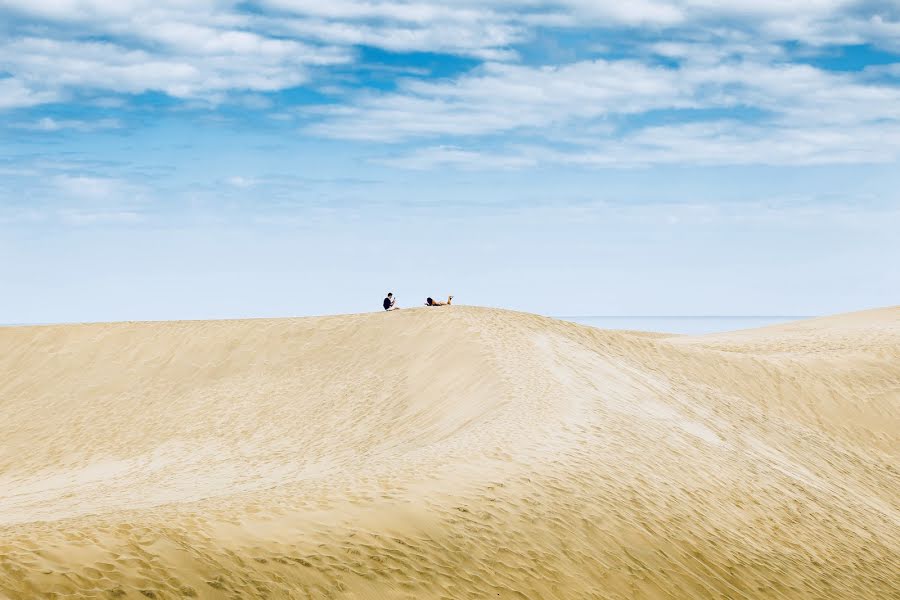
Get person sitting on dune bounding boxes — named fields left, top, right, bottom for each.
left=383, top=292, right=397, bottom=311
left=426, top=296, right=453, bottom=306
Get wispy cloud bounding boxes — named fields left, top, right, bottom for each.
left=1, top=0, right=898, bottom=109
left=534, top=119, right=900, bottom=167
left=1, top=0, right=900, bottom=170
left=52, top=175, right=136, bottom=201
left=376, top=145, right=537, bottom=170
left=0, top=162, right=153, bottom=227
left=308, top=59, right=691, bottom=141
left=308, top=45, right=900, bottom=166
left=0, top=36, right=350, bottom=103
left=57, top=209, right=145, bottom=226
left=0, top=77, right=59, bottom=109
left=17, top=117, right=122, bottom=132
left=225, top=176, right=256, bottom=188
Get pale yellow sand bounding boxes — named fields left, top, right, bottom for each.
left=1, top=306, right=898, bottom=599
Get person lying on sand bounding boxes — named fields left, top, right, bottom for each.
left=426, top=296, right=453, bottom=306
left=383, top=292, right=397, bottom=311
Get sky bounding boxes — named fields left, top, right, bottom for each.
left=1, top=0, right=899, bottom=323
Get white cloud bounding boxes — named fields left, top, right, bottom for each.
left=264, top=16, right=521, bottom=60
left=2, top=0, right=900, bottom=169
left=57, top=209, right=145, bottom=225
left=309, top=59, right=691, bottom=140
left=867, top=63, right=900, bottom=78
left=0, top=162, right=152, bottom=226
left=551, top=0, right=686, bottom=25
left=0, top=0, right=519, bottom=107
left=0, top=36, right=350, bottom=101
left=225, top=176, right=256, bottom=188
left=257, top=0, right=525, bottom=55
left=321, top=48, right=900, bottom=167
left=52, top=175, right=134, bottom=201
left=377, top=145, right=537, bottom=169
left=228, top=94, right=274, bottom=110
left=0, top=0, right=219, bottom=21
left=309, top=54, right=900, bottom=135
left=0, top=78, right=59, bottom=109
left=20, top=117, right=121, bottom=131
left=1, top=0, right=898, bottom=111
left=259, top=0, right=494, bottom=23
left=538, top=119, right=900, bottom=167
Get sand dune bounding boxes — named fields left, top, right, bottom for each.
left=1, top=306, right=898, bottom=599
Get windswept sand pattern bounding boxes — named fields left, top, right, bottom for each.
left=1, top=306, right=898, bottom=599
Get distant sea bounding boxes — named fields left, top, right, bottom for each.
left=557, top=316, right=811, bottom=336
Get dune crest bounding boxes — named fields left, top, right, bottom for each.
left=1, top=306, right=898, bottom=599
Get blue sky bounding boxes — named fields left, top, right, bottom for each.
left=1, top=1, right=899, bottom=322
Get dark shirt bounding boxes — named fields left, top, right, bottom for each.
left=383, top=297, right=392, bottom=310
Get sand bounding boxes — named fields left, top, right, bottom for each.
left=0, top=306, right=898, bottom=599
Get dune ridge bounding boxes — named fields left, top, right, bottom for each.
left=1, top=306, right=898, bottom=599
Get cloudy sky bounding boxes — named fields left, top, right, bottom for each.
left=2, top=0, right=899, bottom=322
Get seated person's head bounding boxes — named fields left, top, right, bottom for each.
left=426, top=297, right=433, bottom=305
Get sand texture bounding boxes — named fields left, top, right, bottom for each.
left=1, top=306, right=898, bottom=599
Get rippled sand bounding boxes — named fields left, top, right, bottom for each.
left=1, top=306, right=898, bottom=599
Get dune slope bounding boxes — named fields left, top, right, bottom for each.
left=1, top=306, right=898, bottom=599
